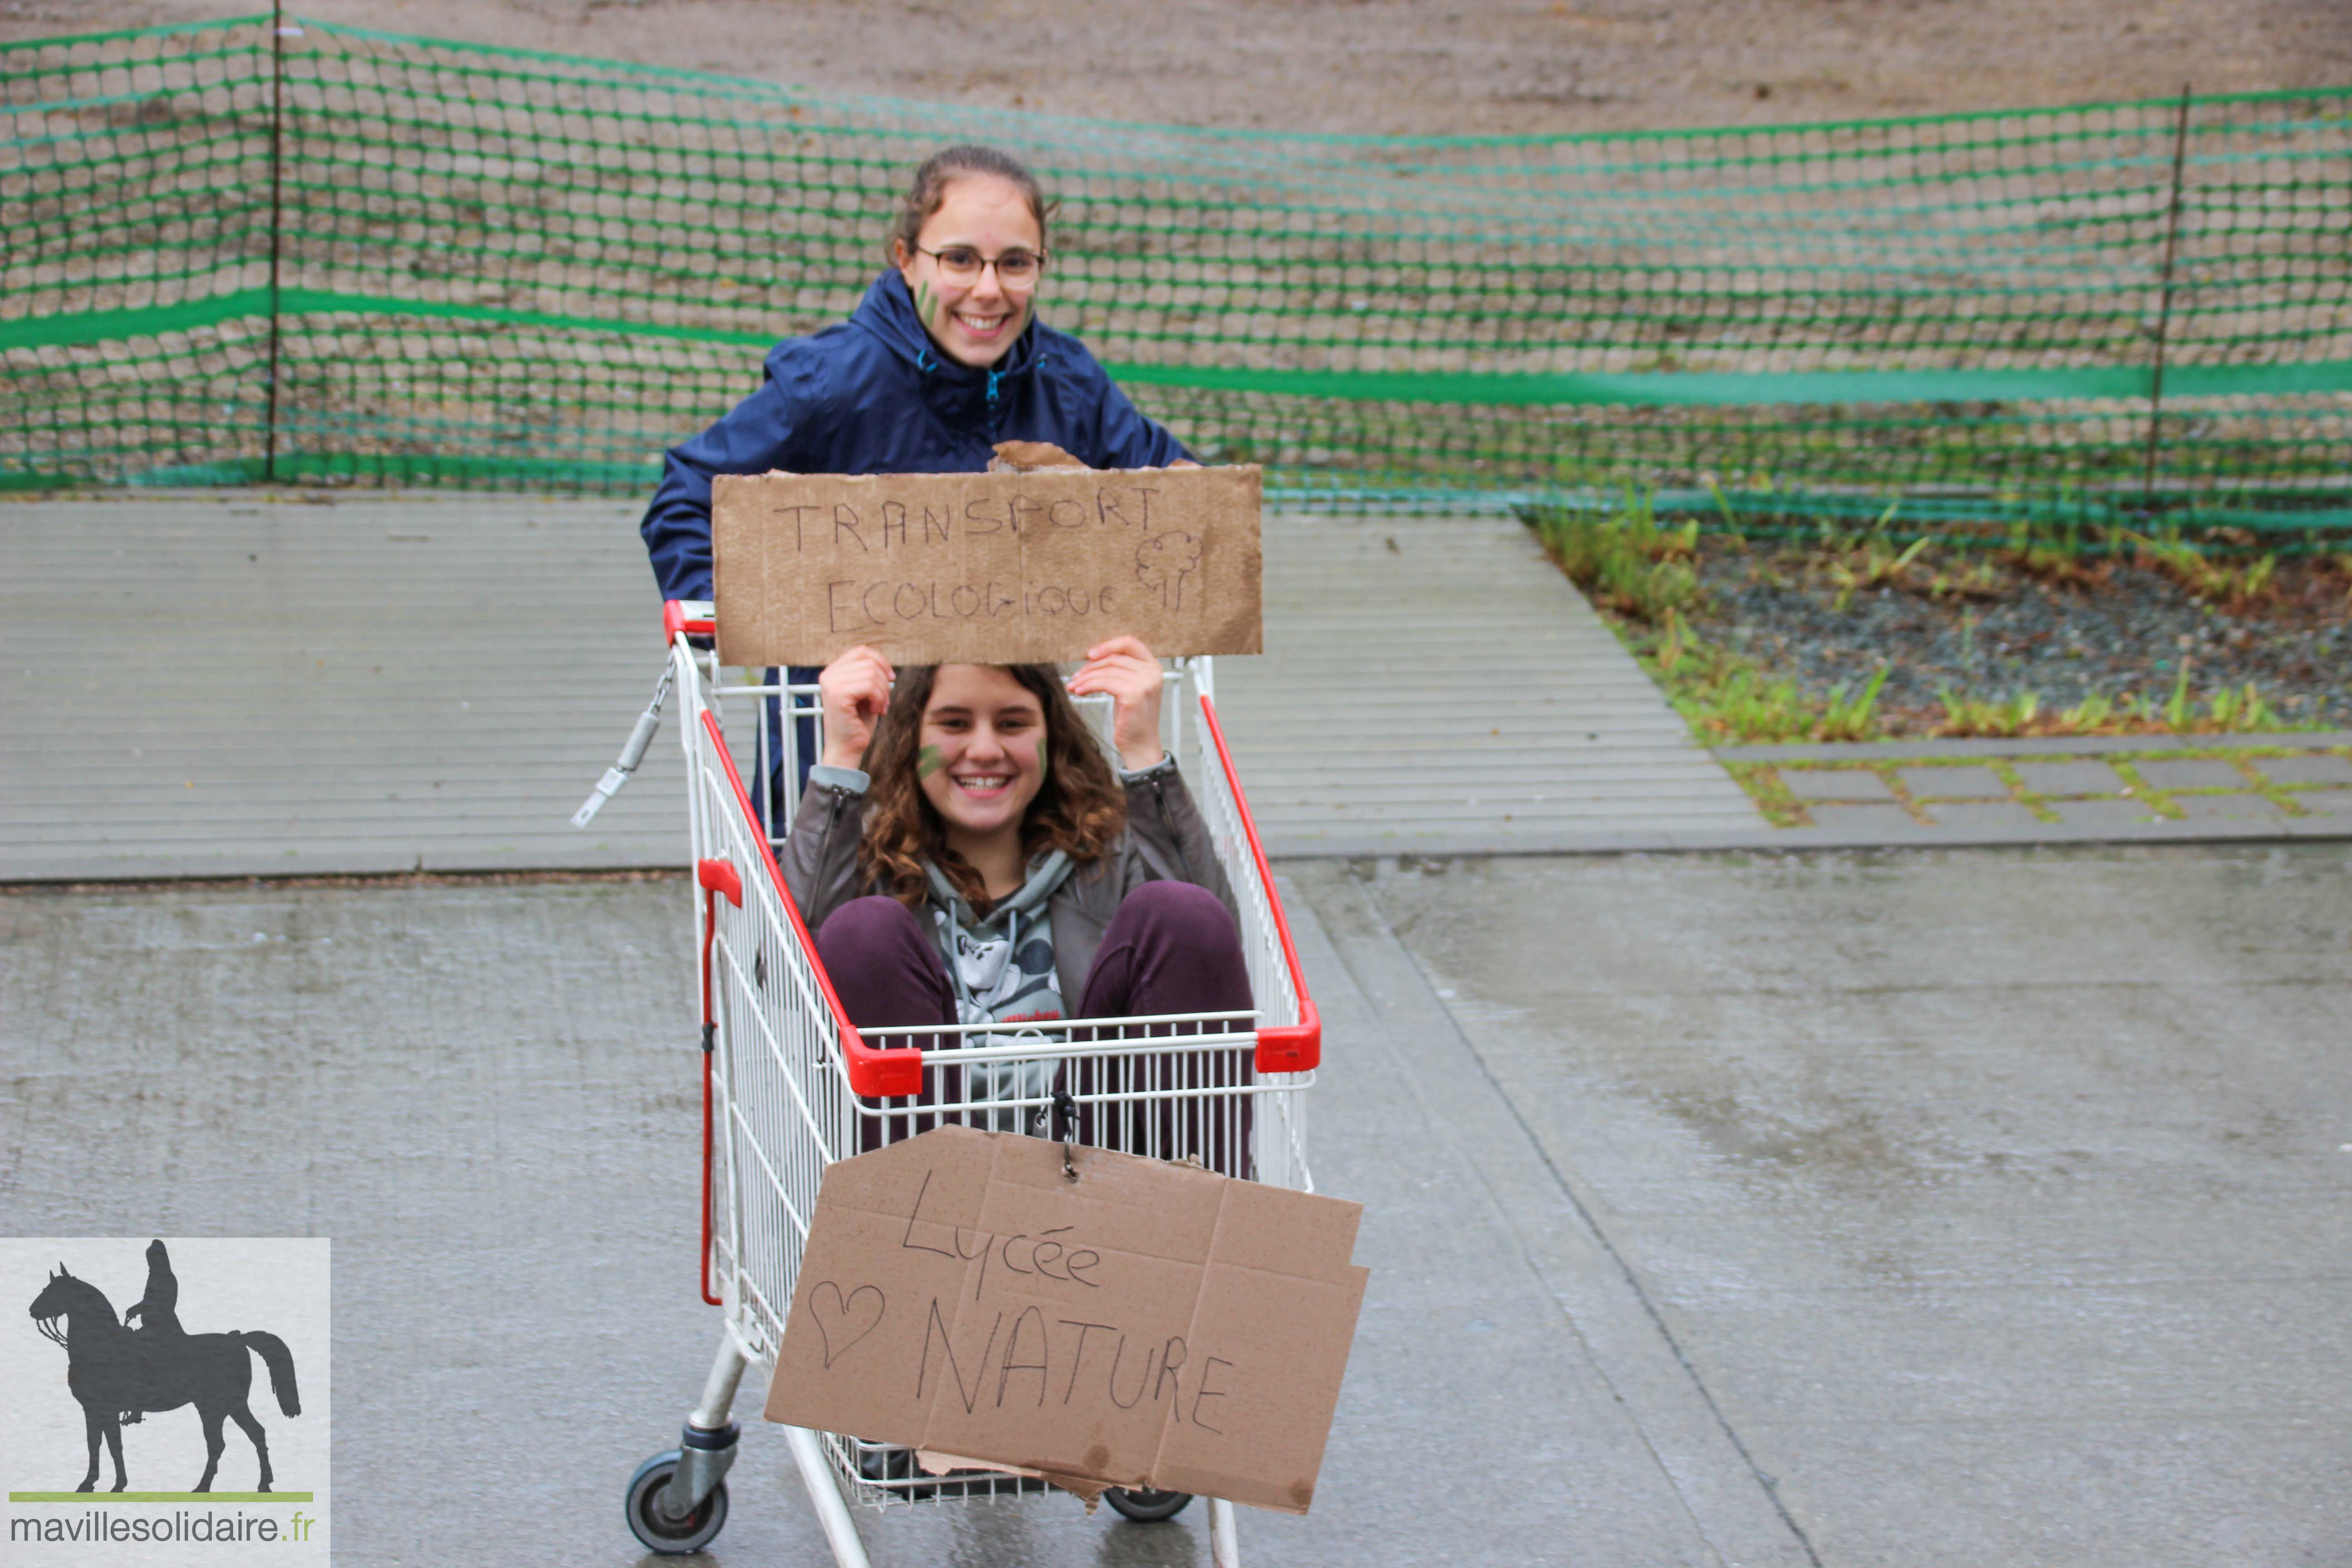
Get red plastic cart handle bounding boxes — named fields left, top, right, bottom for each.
left=695, top=710, right=918, bottom=1097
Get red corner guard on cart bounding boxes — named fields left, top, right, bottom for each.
left=695, top=710, right=919, bottom=1099
left=663, top=599, right=716, bottom=642
left=1199, top=695, right=1323, bottom=1075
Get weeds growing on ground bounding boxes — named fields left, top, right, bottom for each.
left=2200, top=681, right=2274, bottom=730
left=1526, top=490, right=1702, bottom=622
left=1723, top=762, right=1807, bottom=828
left=2002, top=517, right=2105, bottom=588
left=1820, top=662, right=1892, bottom=740
left=1926, top=560, right=2004, bottom=602
left=1524, top=490, right=2340, bottom=743
left=1928, top=659, right=2290, bottom=737
left=1936, top=687, right=2043, bottom=736
left=2123, top=527, right=2279, bottom=609
left=1629, top=610, right=1891, bottom=743
left=1828, top=534, right=1932, bottom=611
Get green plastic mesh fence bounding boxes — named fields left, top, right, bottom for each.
left=4, top=14, right=2348, bottom=529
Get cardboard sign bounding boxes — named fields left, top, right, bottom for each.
left=710, top=466, right=1263, bottom=667
left=764, top=1126, right=1366, bottom=1514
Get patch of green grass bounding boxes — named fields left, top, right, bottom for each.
left=1923, top=662, right=2313, bottom=739
left=1625, top=610, right=1892, bottom=743
left=1825, top=535, right=1933, bottom=611
left=1524, top=489, right=1701, bottom=624
left=2122, top=526, right=2279, bottom=608
left=1524, top=488, right=2344, bottom=747
left=1725, top=761, right=1807, bottom=827
left=2002, top=516, right=2107, bottom=588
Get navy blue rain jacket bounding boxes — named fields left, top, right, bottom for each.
left=640, top=270, right=1192, bottom=603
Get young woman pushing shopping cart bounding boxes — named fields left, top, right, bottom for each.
left=637, top=142, right=1195, bottom=813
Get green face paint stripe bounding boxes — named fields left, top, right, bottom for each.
left=917, top=744, right=944, bottom=779
left=914, top=279, right=937, bottom=330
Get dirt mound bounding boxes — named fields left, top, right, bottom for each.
left=11, top=0, right=2346, bottom=135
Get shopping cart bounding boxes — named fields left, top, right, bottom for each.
left=584, top=601, right=1321, bottom=1567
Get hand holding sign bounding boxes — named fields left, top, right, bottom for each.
left=818, top=645, right=896, bottom=769
left=1067, top=636, right=1166, bottom=772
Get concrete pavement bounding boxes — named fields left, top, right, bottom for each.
left=7, top=839, right=2348, bottom=1564
left=0, top=493, right=1759, bottom=883
left=1351, top=842, right=2352, bottom=1565
left=0, top=493, right=684, bottom=882
left=11, top=492, right=2343, bottom=880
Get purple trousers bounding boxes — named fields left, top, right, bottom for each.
left=815, top=881, right=1255, bottom=1174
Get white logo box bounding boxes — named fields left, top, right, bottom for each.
left=3, top=1239, right=330, bottom=1566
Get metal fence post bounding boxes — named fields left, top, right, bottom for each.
left=263, top=2, right=288, bottom=482
left=2141, top=83, right=2194, bottom=516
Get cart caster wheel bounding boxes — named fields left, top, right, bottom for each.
left=626, top=1449, right=730, bottom=1555
left=1104, top=1485, right=1193, bottom=1522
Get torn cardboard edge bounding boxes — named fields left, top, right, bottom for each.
left=986, top=440, right=1090, bottom=473
left=711, top=463, right=1263, bottom=668
left=914, top=1449, right=1109, bottom=1510
left=765, top=1126, right=1366, bottom=1515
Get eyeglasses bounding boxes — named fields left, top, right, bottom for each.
left=913, top=244, right=1047, bottom=286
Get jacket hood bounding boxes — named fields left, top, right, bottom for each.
left=852, top=270, right=1043, bottom=392
left=924, top=849, right=1074, bottom=933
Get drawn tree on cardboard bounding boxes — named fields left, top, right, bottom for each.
left=1136, top=531, right=1202, bottom=612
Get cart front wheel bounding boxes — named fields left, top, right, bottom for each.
left=625, top=1449, right=730, bottom=1555
left=1104, top=1485, right=1193, bottom=1522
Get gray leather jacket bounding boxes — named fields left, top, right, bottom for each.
left=781, top=760, right=1241, bottom=1006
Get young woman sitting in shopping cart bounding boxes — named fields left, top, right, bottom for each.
left=785, top=634, right=1254, bottom=1172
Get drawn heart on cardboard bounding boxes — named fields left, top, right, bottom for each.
left=808, top=1282, right=885, bottom=1368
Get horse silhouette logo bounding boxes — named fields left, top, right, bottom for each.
left=26, top=1240, right=302, bottom=1494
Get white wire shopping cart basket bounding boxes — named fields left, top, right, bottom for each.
left=589, top=600, right=1320, bottom=1566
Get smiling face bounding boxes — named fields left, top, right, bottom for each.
left=892, top=173, right=1043, bottom=368
left=917, top=664, right=1047, bottom=850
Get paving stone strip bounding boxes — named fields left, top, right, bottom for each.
left=2011, top=760, right=2129, bottom=794
left=1744, top=744, right=2352, bottom=845
left=1716, top=730, right=2352, bottom=762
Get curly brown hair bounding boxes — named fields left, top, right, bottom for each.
left=858, top=664, right=1127, bottom=911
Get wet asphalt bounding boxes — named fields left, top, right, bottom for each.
left=4, top=843, right=2349, bottom=1565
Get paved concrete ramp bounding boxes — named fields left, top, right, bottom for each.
left=1214, top=514, right=1763, bottom=856
left=0, top=497, right=1752, bottom=882
left=1, top=494, right=681, bottom=881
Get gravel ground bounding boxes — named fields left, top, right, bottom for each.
left=14, top=1, right=2349, bottom=136
left=1690, top=545, right=2352, bottom=732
